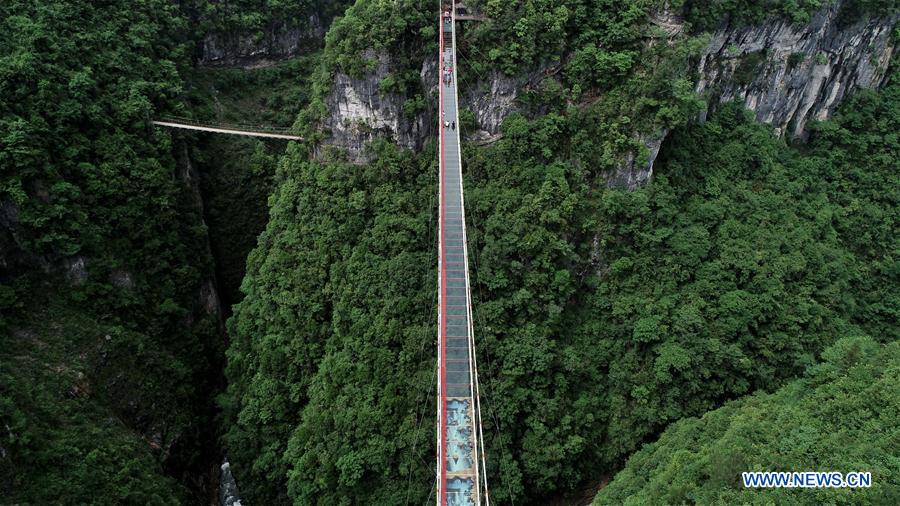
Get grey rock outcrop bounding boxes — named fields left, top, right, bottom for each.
left=607, top=131, right=669, bottom=190
left=320, top=51, right=434, bottom=161
left=696, top=3, right=897, bottom=139
left=460, top=64, right=559, bottom=143
left=649, top=0, right=686, bottom=39
left=109, top=269, right=135, bottom=289
left=460, top=70, right=521, bottom=142
left=615, top=0, right=897, bottom=188
left=199, top=15, right=325, bottom=68
left=219, top=458, right=243, bottom=506
left=62, top=256, right=88, bottom=286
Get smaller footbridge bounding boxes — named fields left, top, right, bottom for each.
left=151, top=116, right=302, bottom=140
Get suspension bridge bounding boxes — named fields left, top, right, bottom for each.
left=436, top=2, right=489, bottom=505
left=151, top=117, right=302, bottom=140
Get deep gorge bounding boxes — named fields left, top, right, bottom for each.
left=1, top=0, right=897, bottom=504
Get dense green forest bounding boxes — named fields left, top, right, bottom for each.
left=0, top=0, right=325, bottom=502
left=222, top=0, right=898, bottom=503
left=192, top=0, right=351, bottom=37
left=2, top=0, right=897, bottom=504
left=1, top=1, right=212, bottom=502
left=594, top=336, right=900, bottom=505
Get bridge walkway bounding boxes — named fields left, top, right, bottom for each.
left=436, top=2, right=489, bottom=505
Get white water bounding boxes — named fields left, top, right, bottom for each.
left=220, top=458, right=243, bottom=506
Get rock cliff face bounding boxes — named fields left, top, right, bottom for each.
left=319, top=1, right=896, bottom=174
left=320, top=52, right=552, bottom=161
left=320, top=51, right=433, bottom=160
left=460, top=64, right=559, bottom=143
left=696, top=4, right=897, bottom=139
left=606, top=132, right=669, bottom=190
left=460, top=70, right=521, bottom=143
left=199, top=15, right=325, bottom=68
left=611, top=1, right=897, bottom=189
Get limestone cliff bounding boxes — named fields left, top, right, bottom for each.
left=199, top=14, right=325, bottom=68
left=614, top=1, right=898, bottom=188
left=319, top=51, right=433, bottom=159
left=317, top=0, right=896, bottom=178
left=460, top=64, right=559, bottom=143
left=697, top=3, right=897, bottom=138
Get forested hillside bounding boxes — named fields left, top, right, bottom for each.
left=594, top=336, right=900, bottom=505
left=2, top=0, right=897, bottom=504
left=0, top=1, right=214, bottom=502
left=221, top=0, right=898, bottom=504
left=0, top=0, right=330, bottom=503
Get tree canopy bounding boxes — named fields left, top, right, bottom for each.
left=1, top=0, right=896, bottom=504
left=595, top=336, right=900, bottom=505
left=222, top=29, right=898, bottom=505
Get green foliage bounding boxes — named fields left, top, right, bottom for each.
left=457, top=0, right=649, bottom=76
left=458, top=108, right=477, bottom=133
left=224, top=63, right=897, bottom=503
left=595, top=336, right=900, bottom=505
left=0, top=302, right=188, bottom=504
left=222, top=140, right=438, bottom=503
left=0, top=0, right=217, bottom=342
left=0, top=0, right=228, bottom=501
left=403, top=95, right=427, bottom=118
left=837, top=0, right=900, bottom=25
left=684, top=0, right=897, bottom=33
left=734, top=50, right=768, bottom=84
left=322, top=0, right=434, bottom=77
left=187, top=55, right=320, bottom=127
left=788, top=51, right=807, bottom=68
left=192, top=0, right=352, bottom=37
left=1, top=0, right=187, bottom=259
left=565, top=45, right=637, bottom=90
left=680, top=0, right=827, bottom=32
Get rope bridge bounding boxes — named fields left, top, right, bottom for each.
left=151, top=116, right=302, bottom=140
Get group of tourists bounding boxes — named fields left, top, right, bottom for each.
left=443, top=8, right=453, bottom=86
left=443, top=7, right=455, bottom=131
